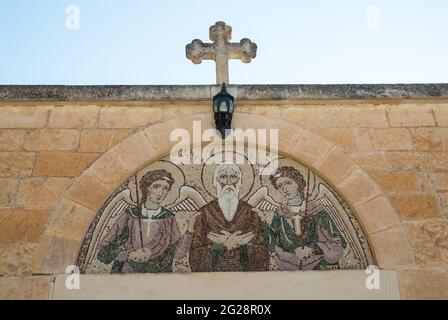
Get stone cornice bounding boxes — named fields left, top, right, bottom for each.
left=1, top=84, right=448, bottom=102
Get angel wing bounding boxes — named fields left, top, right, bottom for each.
left=166, top=186, right=207, bottom=238
left=313, top=184, right=364, bottom=260
left=247, top=186, right=281, bottom=224
left=84, top=188, right=136, bottom=267
left=167, top=186, right=207, bottom=213
left=103, top=188, right=136, bottom=220
left=247, top=186, right=280, bottom=211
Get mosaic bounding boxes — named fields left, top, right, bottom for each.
left=77, top=151, right=374, bottom=273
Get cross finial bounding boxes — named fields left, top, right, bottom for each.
left=186, top=21, right=257, bottom=84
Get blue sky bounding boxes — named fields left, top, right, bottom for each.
left=1, top=0, right=447, bottom=85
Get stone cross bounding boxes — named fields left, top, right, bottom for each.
left=186, top=21, right=257, bottom=84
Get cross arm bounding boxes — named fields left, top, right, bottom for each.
left=186, top=40, right=216, bottom=64
left=229, top=38, right=257, bottom=63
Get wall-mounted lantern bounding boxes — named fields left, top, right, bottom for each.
left=213, top=83, right=235, bottom=138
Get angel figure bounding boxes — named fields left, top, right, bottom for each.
left=96, top=169, right=206, bottom=273
left=249, top=166, right=346, bottom=271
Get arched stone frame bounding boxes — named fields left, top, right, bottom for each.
left=32, top=113, right=415, bottom=274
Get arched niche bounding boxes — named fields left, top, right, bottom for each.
left=77, top=149, right=374, bottom=274
left=33, top=113, right=412, bottom=275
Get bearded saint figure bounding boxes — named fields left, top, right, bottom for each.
left=189, top=163, right=270, bottom=272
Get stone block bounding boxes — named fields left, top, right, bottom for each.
left=434, top=108, right=448, bottom=126
left=312, top=128, right=354, bottom=152
left=370, top=171, right=419, bottom=193
left=370, top=128, right=414, bottom=151
left=283, top=106, right=388, bottom=128
left=419, top=173, right=433, bottom=193
left=389, top=194, right=440, bottom=221
left=386, top=152, right=430, bottom=171
left=113, top=131, right=158, bottom=172
left=162, top=104, right=209, bottom=119
left=0, top=152, right=34, bottom=177
left=16, top=177, right=71, bottom=208
left=431, top=152, right=448, bottom=170
left=231, top=114, right=292, bottom=155
left=48, top=105, right=99, bottom=128
left=281, top=107, right=311, bottom=127
left=24, top=129, right=79, bottom=151
left=98, top=106, right=163, bottom=128
left=337, top=169, right=382, bottom=207
left=0, top=106, right=49, bottom=128
left=404, top=219, right=448, bottom=268
left=0, top=209, right=50, bottom=242
left=369, top=226, right=415, bottom=269
left=0, top=129, right=25, bottom=151
left=65, top=171, right=113, bottom=211
left=388, top=105, right=435, bottom=127
left=411, top=128, right=448, bottom=151
left=33, top=233, right=80, bottom=274
left=353, top=128, right=375, bottom=152
left=355, top=196, right=399, bottom=234
left=79, top=129, right=132, bottom=152
left=242, top=105, right=283, bottom=118
left=350, top=152, right=389, bottom=171
left=33, top=152, right=99, bottom=177
left=398, top=270, right=448, bottom=300
left=88, top=149, right=133, bottom=188
left=0, top=275, right=52, bottom=300
left=432, top=172, right=448, bottom=191
left=144, top=118, right=186, bottom=155
left=0, top=178, right=18, bottom=207
left=438, top=192, right=448, bottom=217
left=346, top=107, right=389, bottom=128
left=0, top=243, right=38, bottom=276
left=293, top=130, right=332, bottom=167
left=316, top=148, right=357, bottom=186
left=47, top=198, right=94, bottom=241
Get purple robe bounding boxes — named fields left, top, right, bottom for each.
left=99, top=207, right=191, bottom=273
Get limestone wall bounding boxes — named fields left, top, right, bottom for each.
left=0, top=96, right=447, bottom=299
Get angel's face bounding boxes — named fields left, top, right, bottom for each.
left=276, top=177, right=300, bottom=201
left=147, top=180, right=171, bottom=205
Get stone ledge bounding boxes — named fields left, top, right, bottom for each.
left=51, top=270, right=400, bottom=300
left=1, top=84, right=448, bottom=102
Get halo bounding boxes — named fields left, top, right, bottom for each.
left=260, top=156, right=317, bottom=204
left=127, top=160, right=186, bottom=207
left=201, top=151, right=255, bottom=200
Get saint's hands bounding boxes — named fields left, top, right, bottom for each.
left=128, top=248, right=152, bottom=263
left=230, top=231, right=255, bottom=249
left=207, top=231, right=232, bottom=249
left=207, top=232, right=224, bottom=244
left=207, top=230, right=255, bottom=250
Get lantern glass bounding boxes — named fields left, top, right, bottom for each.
left=219, top=100, right=228, bottom=112
left=212, top=84, right=235, bottom=115
left=228, top=100, right=235, bottom=113
left=213, top=100, right=219, bottom=113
